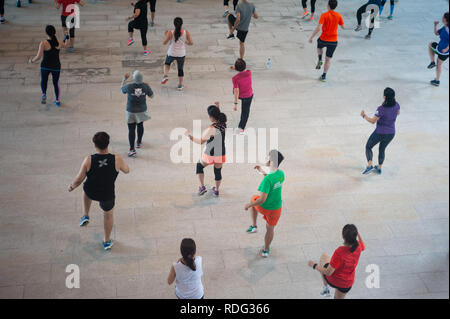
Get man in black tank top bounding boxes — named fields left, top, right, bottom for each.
left=68, top=132, right=130, bottom=250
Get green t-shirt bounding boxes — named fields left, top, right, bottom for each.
left=258, top=169, right=285, bottom=210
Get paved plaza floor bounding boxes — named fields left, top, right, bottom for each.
left=0, top=0, right=448, bottom=299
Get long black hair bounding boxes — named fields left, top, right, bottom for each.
left=45, top=25, right=58, bottom=47
left=180, top=238, right=196, bottom=271
left=174, top=17, right=183, bottom=42
left=207, top=105, right=227, bottom=125
left=382, top=87, right=396, bottom=107
left=342, top=224, right=359, bottom=253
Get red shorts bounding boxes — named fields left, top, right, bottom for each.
left=251, top=195, right=282, bottom=227
left=202, top=153, right=226, bottom=165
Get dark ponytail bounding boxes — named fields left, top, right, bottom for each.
left=207, top=105, right=227, bottom=125
left=342, top=224, right=359, bottom=253
left=444, top=12, right=449, bottom=26
left=45, top=25, right=58, bottom=47
left=382, top=87, right=396, bottom=107
left=174, top=17, right=183, bottom=42
left=180, top=238, right=197, bottom=271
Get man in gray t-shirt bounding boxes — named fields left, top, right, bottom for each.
left=227, top=0, right=258, bottom=59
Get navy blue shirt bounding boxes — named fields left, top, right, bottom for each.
left=438, top=26, right=449, bottom=55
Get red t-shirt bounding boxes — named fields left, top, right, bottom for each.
left=232, top=70, right=253, bottom=99
left=319, top=10, right=344, bottom=42
left=58, top=0, right=80, bottom=17
left=326, top=241, right=365, bottom=288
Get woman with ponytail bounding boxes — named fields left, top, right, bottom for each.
left=167, top=238, right=204, bottom=299
left=308, top=224, right=366, bottom=299
left=186, top=102, right=227, bottom=197
left=28, top=25, right=69, bottom=107
left=161, top=17, right=193, bottom=91
left=361, top=87, right=400, bottom=175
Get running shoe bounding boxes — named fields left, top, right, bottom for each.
left=198, top=186, right=207, bottom=196
left=103, top=240, right=114, bottom=251
left=354, top=25, right=362, bottom=32
left=161, top=75, right=169, bottom=84
left=301, top=11, right=310, bottom=19
left=310, top=16, right=314, bottom=21
left=41, top=94, right=46, bottom=104
left=67, top=47, right=75, bottom=53
left=315, top=60, right=323, bottom=70
left=144, top=50, right=149, bottom=56
left=150, top=21, right=154, bottom=27
left=320, top=74, right=327, bottom=82
left=177, top=84, right=184, bottom=91
left=365, top=34, right=371, bottom=40
left=54, top=100, right=61, bottom=107
left=227, top=34, right=235, bottom=39
left=387, top=15, right=393, bottom=20
left=0, top=17, right=5, bottom=24
left=80, top=215, right=90, bottom=227
left=211, top=187, right=219, bottom=197
left=261, top=247, right=270, bottom=258
left=127, top=38, right=135, bottom=46
left=223, top=10, right=230, bottom=18
left=427, top=62, right=436, bottom=69
left=136, top=142, right=142, bottom=149
left=430, top=79, right=440, bottom=87
left=246, top=225, right=257, bottom=233
left=16, top=0, right=21, bottom=8
left=374, top=165, right=382, bottom=175
left=320, top=286, right=331, bottom=297
left=128, top=149, right=137, bottom=157
left=239, top=129, right=245, bottom=135
left=362, top=165, right=374, bottom=175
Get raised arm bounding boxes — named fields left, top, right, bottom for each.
left=434, top=21, right=440, bottom=36
left=361, top=110, right=379, bottom=124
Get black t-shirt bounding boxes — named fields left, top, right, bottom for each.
left=134, top=0, right=148, bottom=25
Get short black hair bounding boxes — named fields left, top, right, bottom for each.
left=234, top=58, right=246, bottom=72
left=329, top=0, right=338, bottom=10
left=269, top=149, right=284, bottom=168
left=92, top=132, right=110, bottom=150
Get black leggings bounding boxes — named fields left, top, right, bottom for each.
left=128, top=122, right=144, bottom=150
left=224, top=0, right=238, bottom=11
left=0, top=0, right=4, bottom=15
left=357, top=3, right=376, bottom=33
left=238, top=95, right=253, bottom=130
left=40, top=69, right=60, bottom=100
left=128, top=20, right=148, bottom=46
left=302, top=0, right=316, bottom=13
left=365, top=131, right=395, bottom=165
left=149, top=0, right=156, bottom=12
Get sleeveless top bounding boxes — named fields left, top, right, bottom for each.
left=83, top=154, right=119, bottom=201
left=174, top=256, right=204, bottom=299
left=167, top=30, right=186, bottom=57
left=204, top=122, right=226, bottom=157
left=41, top=40, right=61, bottom=71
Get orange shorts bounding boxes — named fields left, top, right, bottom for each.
left=202, top=153, right=226, bottom=165
left=251, top=195, right=282, bottom=227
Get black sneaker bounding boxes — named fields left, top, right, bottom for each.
left=430, top=79, right=440, bottom=87
left=427, top=62, right=436, bottom=69
left=227, top=34, right=235, bottom=39
left=320, top=74, right=327, bottom=82
left=315, top=60, right=323, bottom=70
left=365, top=34, right=371, bottom=40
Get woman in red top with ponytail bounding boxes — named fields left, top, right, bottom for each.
left=308, top=224, right=366, bottom=299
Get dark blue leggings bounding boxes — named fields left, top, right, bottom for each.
left=40, top=69, right=60, bottom=100
left=365, top=131, right=395, bottom=165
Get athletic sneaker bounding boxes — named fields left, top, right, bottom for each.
left=211, top=187, right=219, bottom=197
left=144, top=50, right=149, bottom=56
left=127, top=38, right=135, bottom=46
left=150, top=21, right=154, bottom=27
left=0, top=17, right=5, bottom=24
left=161, top=75, right=169, bottom=84
left=430, top=79, right=440, bottom=87
left=354, top=25, right=362, bottom=32
left=177, top=84, right=184, bottom=91
left=54, top=101, right=61, bottom=107
left=315, top=60, right=323, bottom=70
left=239, top=129, right=245, bottom=135
left=41, top=94, right=46, bottom=104
left=387, top=15, right=393, bottom=20
left=103, top=240, right=114, bottom=251
left=427, top=62, right=436, bottom=69
left=320, top=286, right=331, bottom=297
left=365, top=34, right=371, bottom=40
left=374, top=165, right=382, bottom=175
left=320, top=74, right=327, bottom=82
left=362, top=165, right=374, bottom=175
left=246, top=225, right=257, bottom=233
left=301, top=11, right=310, bottom=18
left=227, top=34, right=235, bottom=39
left=67, top=47, right=75, bottom=53
left=261, top=247, right=270, bottom=258
left=136, top=142, right=142, bottom=149
left=310, top=16, right=314, bottom=21
left=80, top=215, right=90, bottom=227
left=128, top=149, right=136, bottom=157
left=198, top=186, right=207, bottom=196
left=223, top=10, right=230, bottom=18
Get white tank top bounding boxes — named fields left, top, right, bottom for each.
left=167, top=30, right=186, bottom=57
left=173, top=256, right=204, bottom=299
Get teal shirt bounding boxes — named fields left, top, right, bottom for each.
left=258, top=169, right=285, bottom=210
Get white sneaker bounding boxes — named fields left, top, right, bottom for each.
left=320, top=286, right=331, bottom=298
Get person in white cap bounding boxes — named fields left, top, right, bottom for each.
left=121, top=70, right=154, bottom=157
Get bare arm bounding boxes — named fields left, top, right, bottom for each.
left=361, top=110, right=379, bottom=124
left=185, top=30, right=194, bottom=46
left=357, top=232, right=366, bottom=250
left=116, top=155, right=130, bottom=174
left=253, top=11, right=259, bottom=19
left=54, top=0, right=61, bottom=9
left=167, top=265, right=176, bottom=285
left=245, top=192, right=268, bottom=210
left=58, top=38, right=69, bottom=50
left=309, top=24, right=322, bottom=42
left=68, top=156, right=89, bottom=191
left=126, top=8, right=140, bottom=21
left=187, top=126, right=215, bottom=145
left=29, top=41, right=46, bottom=63
left=233, top=88, right=239, bottom=111
left=231, top=13, right=241, bottom=33
left=434, top=21, right=440, bottom=36
left=163, top=30, right=172, bottom=45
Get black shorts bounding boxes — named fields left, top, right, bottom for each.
left=149, top=0, right=156, bottom=12
left=317, top=38, right=338, bottom=58
left=61, top=15, right=75, bottom=37
left=431, top=42, right=449, bottom=61
left=323, top=263, right=352, bottom=294
left=228, top=15, right=249, bottom=43
left=85, top=191, right=115, bottom=212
